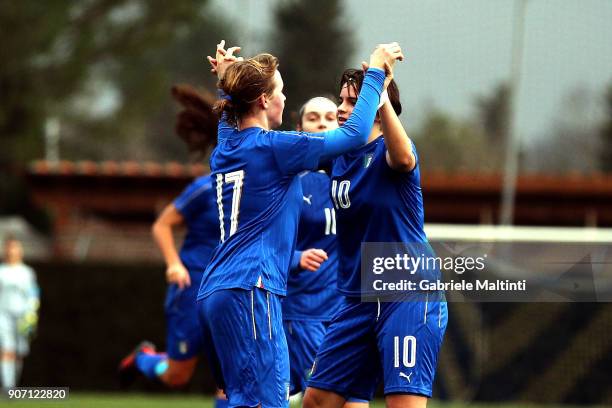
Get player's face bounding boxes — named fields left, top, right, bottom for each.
left=337, top=83, right=358, bottom=127
left=299, top=98, right=338, bottom=133
left=4, top=240, right=23, bottom=264
left=266, top=70, right=286, bottom=129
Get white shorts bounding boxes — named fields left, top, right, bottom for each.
left=0, top=313, right=30, bottom=355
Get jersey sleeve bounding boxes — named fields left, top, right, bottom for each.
left=289, top=250, right=303, bottom=274
left=173, top=178, right=213, bottom=221
left=217, top=90, right=237, bottom=141
left=411, top=141, right=420, bottom=170
left=269, top=131, right=325, bottom=175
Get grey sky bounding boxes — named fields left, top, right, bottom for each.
left=211, top=0, right=612, bottom=141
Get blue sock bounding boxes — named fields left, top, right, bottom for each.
left=215, top=397, right=229, bottom=408
left=135, top=352, right=168, bottom=380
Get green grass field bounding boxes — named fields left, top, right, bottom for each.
left=2, top=393, right=605, bottom=408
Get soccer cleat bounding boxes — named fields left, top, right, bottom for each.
left=118, top=341, right=156, bottom=387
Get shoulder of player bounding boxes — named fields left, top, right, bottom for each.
left=14, top=263, right=34, bottom=273
left=299, top=169, right=330, bottom=184
left=23, top=264, right=36, bottom=277
left=380, top=137, right=420, bottom=175
left=216, top=127, right=261, bottom=150
left=192, top=174, right=214, bottom=191
left=0, top=263, right=34, bottom=277
left=264, top=129, right=324, bottom=143
left=177, top=176, right=214, bottom=208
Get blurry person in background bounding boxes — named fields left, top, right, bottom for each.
left=283, top=96, right=368, bottom=408
left=0, top=236, right=40, bottom=392
left=118, top=85, right=227, bottom=407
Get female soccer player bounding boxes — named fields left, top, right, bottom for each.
left=119, top=85, right=226, bottom=407
left=0, top=236, right=39, bottom=392
left=303, top=68, right=448, bottom=408
left=198, top=41, right=402, bottom=407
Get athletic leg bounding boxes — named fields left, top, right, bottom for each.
left=215, top=388, right=229, bottom=408
left=159, top=357, right=198, bottom=388
left=283, top=319, right=327, bottom=395
left=385, top=394, right=427, bottom=408
left=303, top=388, right=346, bottom=408
left=199, top=288, right=290, bottom=408
left=376, top=294, right=448, bottom=407
left=0, top=314, right=19, bottom=390
left=304, top=299, right=380, bottom=408
left=120, top=282, right=205, bottom=387
left=1, top=350, right=17, bottom=389
left=344, top=398, right=369, bottom=408
left=157, top=282, right=206, bottom=388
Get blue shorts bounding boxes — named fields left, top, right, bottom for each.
left=283, top=319, right=369, bottom=403
left=283, top=320, right=326, bottom=395
left=308, top=293, right=448, bottom=399
left=164, top=282, right=203, bottom=360
left=198, top=288, right=290, bottom=408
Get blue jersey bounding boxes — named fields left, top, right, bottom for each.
left=283, top=171, right=341, bottom=321
left=173, top=175, right=220, bottom=275
left=197, top=128, right=325, bottom=299
left=197, top=68, right=385, bottom=300
left=331, top=136, right=433, bottom=297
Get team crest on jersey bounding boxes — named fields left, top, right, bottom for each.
left=179, top=341, right=188, bottom=354
left=363, top=153, right=374, bottom=168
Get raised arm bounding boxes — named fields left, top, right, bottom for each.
left=207, top=41, right=244, bottom=139
left=357, top=57, right=415, bottom=172
left=319, top=43, right=404, bottom=161
left=380, top=100, right=416, bottom=172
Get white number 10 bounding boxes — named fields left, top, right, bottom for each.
left=394, top=336, right=417, bottom=368
left=216, top=170, right=245, bottom=242
left=331, top=180, right=351, bottom=209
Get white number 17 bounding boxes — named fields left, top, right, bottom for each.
left=216, top=170, right=245, bottom=242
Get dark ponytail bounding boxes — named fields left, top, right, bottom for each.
left=171, top=84, right=218, bottom=157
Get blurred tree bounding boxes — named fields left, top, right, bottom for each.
left=600, top=84, right=612, bottom=172
left=269, top=0, right=354, bottom=129
left=524, top=86, right=601, bottom=174
left=473, top=82, right=510, bottom=170
left=59, top=22, right=232, bottom=162
left=0, top=0, right=232, bottom=231
left=413, top=110, right=464, bottom=172
left=0, top=0, right=222, bottom=165
left=412, top=83, right=514, bottom=174
left=412, top=108, right=497, bottom=173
